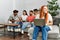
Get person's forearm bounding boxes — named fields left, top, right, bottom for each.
left=47, top=22, right=53, bottom=26
left=10, top=20, right=15, bottom=23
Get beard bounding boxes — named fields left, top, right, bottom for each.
left=30, top=14, right=32, bottom=16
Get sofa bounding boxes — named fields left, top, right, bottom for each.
left=25, top=25, right=60, bottom=40
left=0, top=18, right=60, bottom=40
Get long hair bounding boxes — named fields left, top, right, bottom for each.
left=23, top=10, right=28, bottom=15
left=40, top=5, right=48, bottom=23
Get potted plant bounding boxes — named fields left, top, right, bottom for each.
left=47, top=0, right=60, bottom=16
left=47, top=0, right=60, bottom=33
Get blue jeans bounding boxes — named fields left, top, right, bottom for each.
left=8, top=22, right=22, bottom=29
left=18, top=22, right=22, bottom=28
left=32, top=26, right=50, bottom=40
left=22, top=22, right=35, bottom=30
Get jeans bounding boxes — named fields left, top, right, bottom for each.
left=8, top=22, right=22, bottom=29
left=32, top=25, right=50, bottom=40
left=22, top=22, right=35, bottom=30
left=18, top=22, right=22, bottom=28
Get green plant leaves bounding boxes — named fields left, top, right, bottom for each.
left=47, top=0, right=60, bottom=16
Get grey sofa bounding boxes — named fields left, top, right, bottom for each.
left=0, top=18, right=60, bottom=40
left=25, top=25, right=60, bottom=40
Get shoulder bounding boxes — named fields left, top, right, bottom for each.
left=48, top=13, right=52, bottom=17
left=48, top=13, right=53, bottom=21
left=48, top=13, right=51, bottom=16
left=9, top=15, right=13, bottom=17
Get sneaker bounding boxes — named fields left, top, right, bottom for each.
left=27, top=33, right=30, bottom=36
left=21, top=30, right=24, bottom=34
left=11, top=28, right=13, bottom=31
left=8, top=29, right=11, bottom=31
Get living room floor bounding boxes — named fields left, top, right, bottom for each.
left=0, top=32, right=60, bottom=40
left=0, top=32, right=29, bottom=40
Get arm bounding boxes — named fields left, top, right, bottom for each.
left=47, top=21, right=53, bottom=26
left=8, top=15, right=15, bottom=23
left=47, top=14, right=53, bottom=26
left=15, top=16, right=22, bottom=22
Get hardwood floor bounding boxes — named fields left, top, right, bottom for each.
left=0, top=32, right=30, bottom=40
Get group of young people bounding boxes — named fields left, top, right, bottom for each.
left=8, top=5, right=53, bottom=40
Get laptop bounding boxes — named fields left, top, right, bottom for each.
left=34, top=19, right=45, bottom=26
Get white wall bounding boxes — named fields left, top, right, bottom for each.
left=15, top=0, right=48, bottom=14
left=15, top=0, right=25, bottom=15
left=0, top=0, right=13, bottom=22
left=15, top=0, right=60, bottom=14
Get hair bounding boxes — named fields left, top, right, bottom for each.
left=33, top=9, right=38, bottom=12
left=13, top=10, right=18, bottom=13
left=40, top=5, right=48, bottom=23
left=23, top=10, right=28, bottom=15
left=30, top=10, right=33, bottom=13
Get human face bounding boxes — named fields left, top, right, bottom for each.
left=43, top=6, right=48, bottom=14
left=13, top=13, right=18, bottom=16
left=23, top=12, right=26, bottom=15
left=29, top=12, right=33, bottom=16
left=34, top=11, right=38, bottom=15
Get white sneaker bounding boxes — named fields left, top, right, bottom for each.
left=11, top=28, right=13, bottom=31
left=15, top=29, right=19, bottom=32
left=29, top=35, right=32, bottom=40
left=15, top=29, right=21, bottom=32
left=27, top=33, right=30, bottom=36
left=8, top=29, right=11, bottom=31
left=21, top=30, right=24, bottom=34
left=18, top=29, right=21, bottom=31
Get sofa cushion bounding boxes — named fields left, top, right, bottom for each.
left=38, top=25, right=59, bottom=38
left=37, top=37, right=59, bottom=40
left=48, top=25, right=59, bottom=38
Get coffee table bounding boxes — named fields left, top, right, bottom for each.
left=0, top=23, right=19, bottom=39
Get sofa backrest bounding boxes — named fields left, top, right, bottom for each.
left=53, top=17, right=60, bottom=26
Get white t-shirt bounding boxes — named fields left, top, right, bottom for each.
left=41, top=13, right=53, bottom=30
left=48, top=13, right=53, bottom=22
left=8, top=15, right=19, bottom=24
left=8, top=15, right=19, bottom=21
left=21, top=15, right=28, bottom=21
left=48, top=13, right=53, bottom=30
left=35, top=14, right=40, bottom=19
left=35, top=13, right=53, bottom=30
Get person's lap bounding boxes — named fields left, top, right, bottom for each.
left=32, top=25, right=50, bottom=40
left=22, top=22, right=31, bottom=30
left=8, top=22, right=22, bottom=29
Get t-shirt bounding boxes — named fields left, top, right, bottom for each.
left=36, top=13, right=53, bottom=23
left=35, top=14, right=40, bottom=19
left=8, top=15, right=19, bottom=21
left=8, top=15, right=19, bottom=23
left=21, top=15, right=28, bottom=21
left=48, top=13, right=53, bottom=30
left=48, top=13, right=53, bottom=22
left=27, top=16, right=35, bottom=22
left=35, top=13, right=53, bottom=30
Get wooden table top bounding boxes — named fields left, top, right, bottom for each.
left=0, top=23, right=18, bottom=26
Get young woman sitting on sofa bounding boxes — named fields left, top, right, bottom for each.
left=21, top=10, right=35, bottom=34
left=32, top=5, right=53, bottom=40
